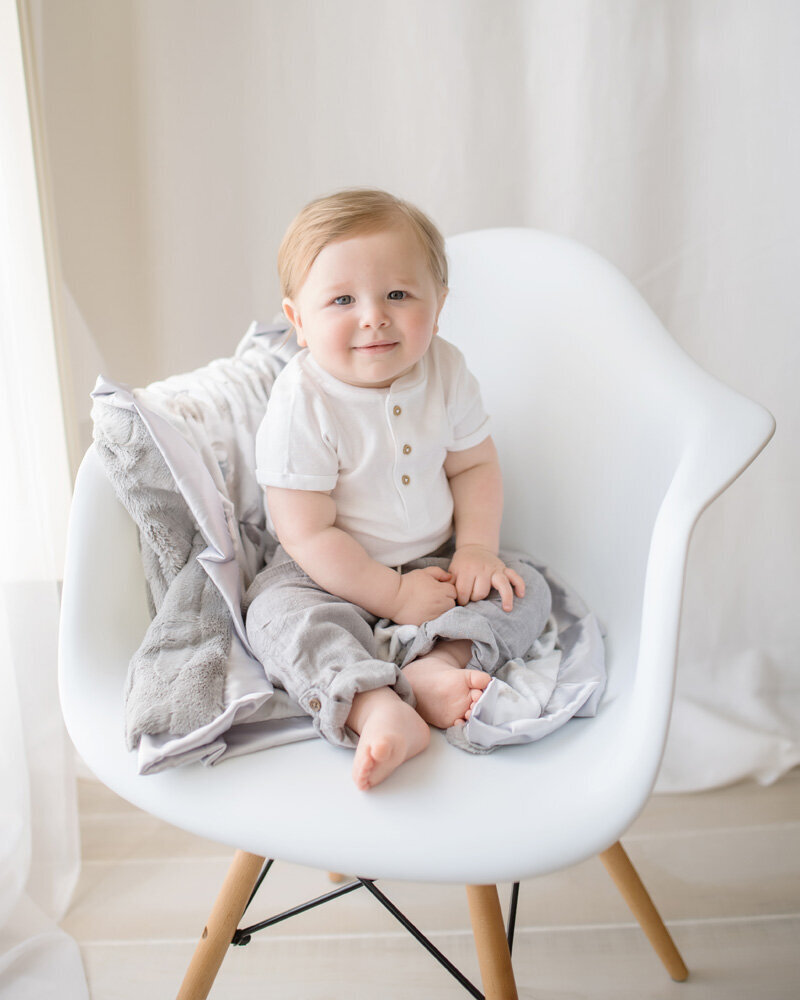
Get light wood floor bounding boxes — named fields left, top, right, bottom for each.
left=62, top=767, right=800, bottom=999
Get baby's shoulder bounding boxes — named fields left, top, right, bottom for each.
left=428, top=335, right=475, bottom=387
left=265, top=351, right=337, bottom=425
left=430, top=334, right=463, bottom=364
left=269, top=350, right=320, bottom=402
left=272, top=348, right=309, bottom=385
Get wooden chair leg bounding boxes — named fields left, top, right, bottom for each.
left=599, top=840, right=688, bottom=982
left=466, top=884, right=519, bottom=1000
left=176, top=850, right=265, bottom=1000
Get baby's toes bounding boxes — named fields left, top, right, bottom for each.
left=465, top=669, right=491, bottom=692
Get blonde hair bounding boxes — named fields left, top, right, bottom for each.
left=278, top=189, right=448, bottom=300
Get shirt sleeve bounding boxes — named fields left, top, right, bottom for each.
left=442, top=340, right=491, bottom=451
left=254, top=367, right=339, bottom=491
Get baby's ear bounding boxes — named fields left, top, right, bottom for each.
left=282, top=298, right=305, bottom=345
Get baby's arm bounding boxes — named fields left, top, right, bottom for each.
left=266, top=487, right=457, bottom=626
left=444, top=436, right=526, bottom=611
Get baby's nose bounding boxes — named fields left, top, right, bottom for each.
left=359, top=302, right=389, bottom=328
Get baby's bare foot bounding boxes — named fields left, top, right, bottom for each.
left=348, top=688, right=430, bottom=791
left=402, top=643, right=491, bottom=730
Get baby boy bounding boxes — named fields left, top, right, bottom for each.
left=245, top=189, right=551, bottom=789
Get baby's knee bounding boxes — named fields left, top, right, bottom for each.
left=243, top=575, right=298, bottom=659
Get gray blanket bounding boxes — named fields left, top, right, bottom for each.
left=91, top=322, right=606, bottom=773
left=93, top=401, right=230, bottom=737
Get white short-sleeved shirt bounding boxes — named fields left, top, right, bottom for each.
left=255, top=336, right=490, bottom=566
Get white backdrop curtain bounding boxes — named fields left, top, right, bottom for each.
left=0, top=1, right=88, bottom=997
left=31, top=0, right=799, bottom=795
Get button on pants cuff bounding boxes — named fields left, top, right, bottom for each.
left=304, top=661, right=416, bottom=750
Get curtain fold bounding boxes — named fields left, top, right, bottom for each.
left=0, top=0, right=88, bottom=995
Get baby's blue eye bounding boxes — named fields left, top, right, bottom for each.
left=388, top=290, right=407, bottom=300
left=333, top=295, right=354, bottom=305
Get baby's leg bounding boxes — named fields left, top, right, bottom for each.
left=246, top=554, right=428, bottom=789
left=398, top=555, right=552, bottom=728
left=347, top=687, right=430, bottom=790
left=402, top=639, right=491, bottom=729
left=245, top=556, right=417, bottom=749
left=409, top=554, right=552, bottom=669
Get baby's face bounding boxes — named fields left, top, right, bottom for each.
left=282, top=223, right=447, bottom=388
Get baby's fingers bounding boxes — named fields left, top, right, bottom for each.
left=455, top=572, right=477, bottom=606
left=470, top=572, right=494, bottom=603
left=432, top=574, right=458, bottom=601
left=506, top=567, right=526, bottom=598
left=424, top=566, right=453, bottom=583
left=492, top=571, right=516, bottom=612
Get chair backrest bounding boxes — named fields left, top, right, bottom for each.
left=440, top=229, right=774, bottom=713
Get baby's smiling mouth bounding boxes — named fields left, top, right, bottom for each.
left=353, top=341, right=398, bottom=354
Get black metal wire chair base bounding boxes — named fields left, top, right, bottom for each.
left=231, top=860, right=520, bottom=999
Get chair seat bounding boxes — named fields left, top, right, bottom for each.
left=62, top=625, right=639, bottom=884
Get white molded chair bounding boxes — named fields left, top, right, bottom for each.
left=59, top=229, right=774, bottom=999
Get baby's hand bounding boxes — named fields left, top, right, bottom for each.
left=448, top=545, right=526, bottom=612
left=390, top=566, right=457, bottom=626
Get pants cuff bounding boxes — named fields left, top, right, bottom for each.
left=299, top=661, right=416, bottom=749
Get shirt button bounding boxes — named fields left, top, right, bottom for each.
left=393, top=405, right=402, bottom=416
left=402, top=444, right=412, bottom=455
left=401, top=475, right=411, bottom=486
left=308, top=698, right=321, bottom=712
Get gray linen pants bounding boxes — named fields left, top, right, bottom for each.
left=244, top=541, right=552, bottom=748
